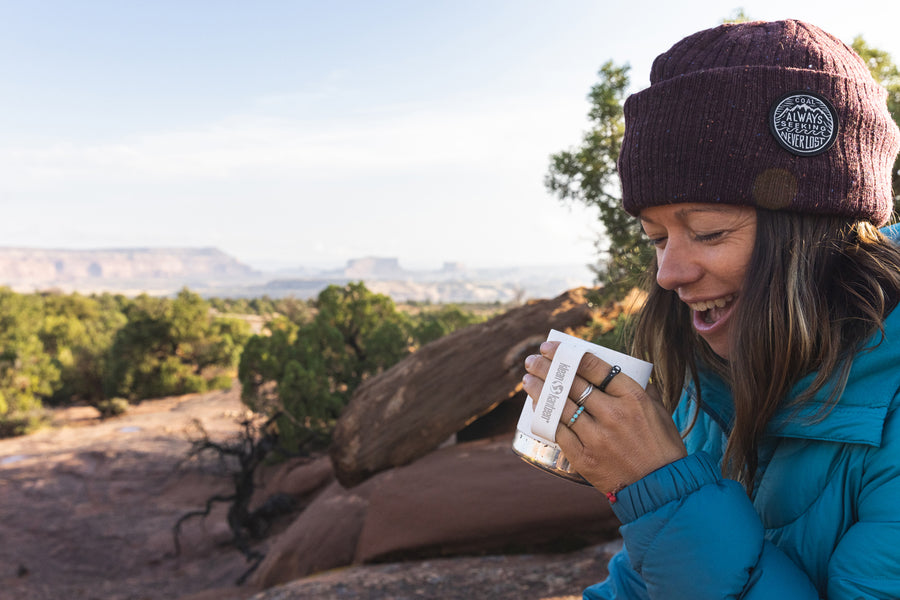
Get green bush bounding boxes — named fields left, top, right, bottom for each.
left=238, top=283, right=412, bottom=453
left=410, top=304, right=487, bottom=345
left=104, top=289, right=250, bottom=401
left=0, top=287, right=253, bottom=436
left=95, top=397, right=130, bottom=419
left=0, top=289, right=60, bottom=426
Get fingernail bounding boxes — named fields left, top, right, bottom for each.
left=524, top=354, right=537, bottom=368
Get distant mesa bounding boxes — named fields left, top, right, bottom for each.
left=328, top=256, right=469, bottom=281
left=342, top=257, right=406, bottom=279
left=439, top=261, right=467, bottom=274
left=0, top=247, right=259, bottom=293
left=0, top=248, right=593, bottom=303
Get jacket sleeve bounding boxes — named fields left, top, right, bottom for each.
left=583, top=546, right=650, bottom=600
left=587, top=452, right=819, bottom=600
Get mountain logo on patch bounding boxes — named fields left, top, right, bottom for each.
left=769, top=92, right=839, bottom=157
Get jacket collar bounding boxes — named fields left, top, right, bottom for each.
left=693, top=225, right=900, bottom=447
left=768, top=305, right=899, bottom=446
left=882, top=223, right=900, bottom=244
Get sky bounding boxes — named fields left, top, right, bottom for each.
left=1, top=1, right=899, bottom=274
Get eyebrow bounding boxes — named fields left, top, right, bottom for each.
left=639, top=206, right=736, bottom=225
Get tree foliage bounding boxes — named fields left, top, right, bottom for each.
left=722, top=8, right=752, bottom=23
left=238, top=282, right=412, bottom=452
left=104, top=289, right=251, bottom=400
left=412, top=304, right=485, bottom=345
left=0, top=288, right=251, bottom=435
left=39, top=292, right=128, bottom=407
left=208, top=295, right=313, bottom=322
left=545, top=61, right=652, bottom=299
left=852, top=36, right=900, bottom=213
left=0, top=289, right=59, bottom=434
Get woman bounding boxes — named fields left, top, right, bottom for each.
left=522, top=20, right=900, bottom=598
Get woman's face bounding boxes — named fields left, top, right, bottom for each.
left=639, top=203, right=757, bottom=359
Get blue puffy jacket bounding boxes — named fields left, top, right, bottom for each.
left=585, top=224, right=900, bottom=599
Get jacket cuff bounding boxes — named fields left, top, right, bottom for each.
left=611, top=452, right=721, bottom=524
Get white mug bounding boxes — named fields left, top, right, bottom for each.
left=512, top=329, right=653, bottom=484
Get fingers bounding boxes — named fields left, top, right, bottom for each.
left=553, top=409, right=585, bottom=451
left=524, top=341, right=637, bottom=400
left=521, top=340, right=641, bottom=443
left=522, top=356, right=596, bottom=410
left=520, top=361, right=597, bottom=440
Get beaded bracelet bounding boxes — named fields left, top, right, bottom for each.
left=605, top=484, right=624, bottom=504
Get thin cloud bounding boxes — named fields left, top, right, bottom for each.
left=1, top=90, right=589, bottom=189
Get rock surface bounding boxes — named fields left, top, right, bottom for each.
left=1, top=386, right=622, bottom=600
left=0, top=386, right=258, bottom=600
left=252, top=437, right=619, bottom=589
left=250, top=538, right=623, bottom=600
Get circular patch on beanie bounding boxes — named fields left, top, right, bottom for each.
left=769, top=92, right=839, bottom=157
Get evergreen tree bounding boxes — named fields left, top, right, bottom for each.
left=545, top=61, right=652, bottom=299
left=238, top=282, right=412, bottom=452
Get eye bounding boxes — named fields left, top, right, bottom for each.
left=694, top=231, right=724, bottom=242
left=642, top=232, right=667, bottom=247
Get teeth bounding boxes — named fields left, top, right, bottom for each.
left=689, top=294, right=734, bottom=312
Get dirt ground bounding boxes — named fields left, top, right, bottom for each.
left=0, top=384, right=618, bottom=600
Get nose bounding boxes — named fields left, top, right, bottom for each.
left=655, top=238, right=703, bottom=291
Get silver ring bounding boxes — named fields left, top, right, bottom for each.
left=576, top=383, right=593, bottom=407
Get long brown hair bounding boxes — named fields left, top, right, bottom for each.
left=631, top=209, right=900, bottom=491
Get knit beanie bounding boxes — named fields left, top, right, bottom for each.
left=618, top=19, right=900, bottom=225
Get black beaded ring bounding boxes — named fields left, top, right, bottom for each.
left=598, top=365, right=622, bottom=393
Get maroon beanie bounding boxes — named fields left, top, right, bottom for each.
left=618, top=19, right=900, bottom=225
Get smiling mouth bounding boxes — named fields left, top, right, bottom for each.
left=688, top=294, right=736, bottom=324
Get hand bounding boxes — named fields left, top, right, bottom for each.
left=522, top=341, right=687, bottom=494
